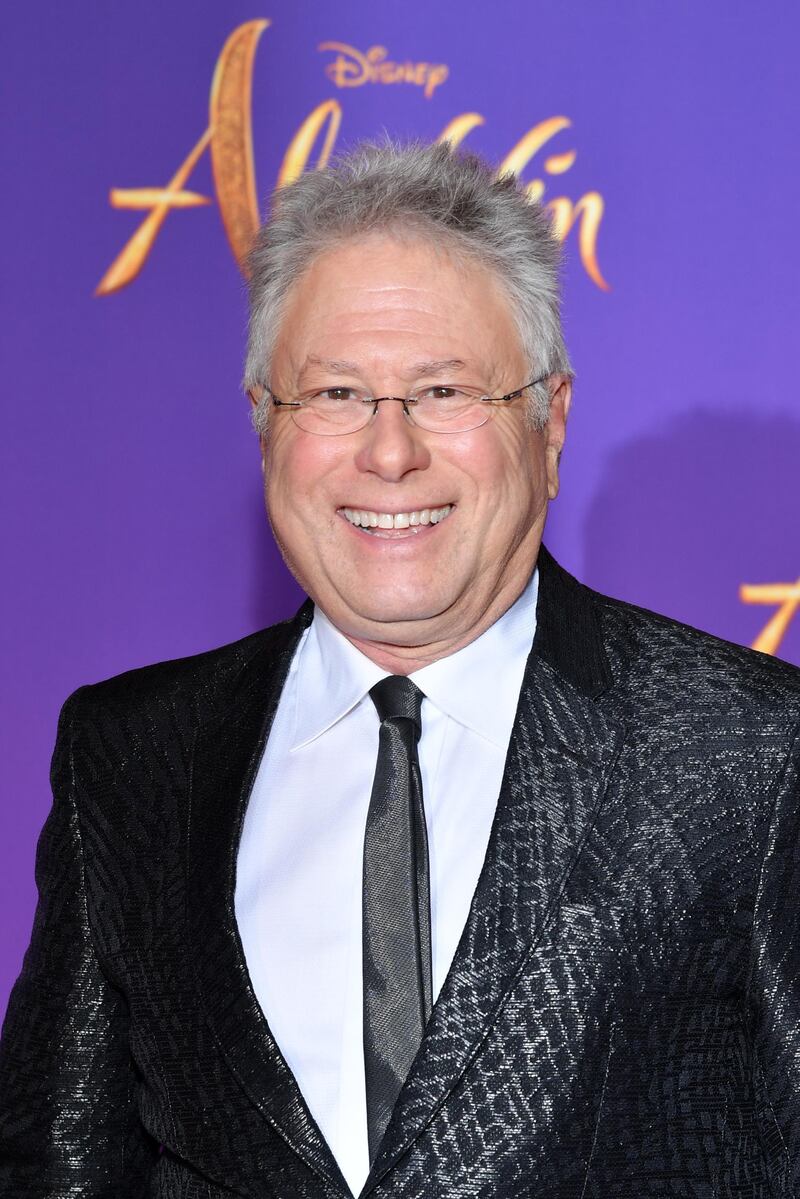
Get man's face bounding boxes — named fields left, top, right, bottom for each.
left=259, top=235, right=570, bottom=659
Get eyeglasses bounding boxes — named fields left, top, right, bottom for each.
left=266, top=377, right=549, bottom=436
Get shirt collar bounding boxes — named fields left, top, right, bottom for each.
left=290, top=608, right=386, bottom=750
left=290, top=568, right=538, bottom=751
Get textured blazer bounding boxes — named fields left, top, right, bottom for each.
left=1, top=547, right=799, bottom=1198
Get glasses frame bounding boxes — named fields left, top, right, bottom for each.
left=265, top=375, right=550, bottom=436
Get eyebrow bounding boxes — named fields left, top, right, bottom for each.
left=300, top=356, right=467, bottom=377
left=410, top=359, right=466, bottom=376
left=302, top=356, right=362, bottom=374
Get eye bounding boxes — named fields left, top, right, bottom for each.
left=315, top=387, right=357, bottom=403
left=417, top=385, right=480, bottom=403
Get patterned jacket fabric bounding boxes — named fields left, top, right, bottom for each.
left=1, top=546, right=799, bottom=1198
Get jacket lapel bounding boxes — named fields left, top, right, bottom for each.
left=362, top=548, right=627, bottom=1193
left=185, top=548, right=625, bottom=1196
left=186, top=602, right=351, bottom=1196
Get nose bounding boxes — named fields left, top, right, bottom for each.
left=354, top=399, right=431, bottom=481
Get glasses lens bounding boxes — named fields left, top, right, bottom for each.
left=411, top=389, right=490, bottom=433
left=292, top=395, right=370, bottom=436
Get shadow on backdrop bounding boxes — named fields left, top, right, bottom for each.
left=583, top=408, right=800, bottom=666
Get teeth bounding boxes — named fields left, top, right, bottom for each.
left=342, top=505, right=453, bottom=531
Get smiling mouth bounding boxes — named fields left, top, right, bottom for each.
left=339, top=504, right=454, bottom=535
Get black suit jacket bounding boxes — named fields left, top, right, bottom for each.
left=1, top=548, right=799, bottom=1198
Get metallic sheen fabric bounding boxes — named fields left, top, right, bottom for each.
left=363, top=676, right=432, bottom=1164
left=1, top=546, right=799, bottom=1198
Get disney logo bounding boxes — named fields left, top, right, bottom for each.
left=319, top=42, right=448, bottom=99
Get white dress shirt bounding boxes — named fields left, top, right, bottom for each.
left=235, top=569, right=538, bottom=1196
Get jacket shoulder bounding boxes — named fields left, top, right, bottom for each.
left=591, top=586, right=800, bottom=725
left=64, top=608, right=309, bottom=729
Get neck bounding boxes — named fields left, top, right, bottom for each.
left=340, top=570, right=536, bottom=675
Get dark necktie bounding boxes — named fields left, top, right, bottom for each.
left=363, top=674, right=433, bottom=1163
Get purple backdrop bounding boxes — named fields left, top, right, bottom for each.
left=2, top=0, right=799, bottom=1019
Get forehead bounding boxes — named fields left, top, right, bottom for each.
left=272, top=234, right=525, bottom=379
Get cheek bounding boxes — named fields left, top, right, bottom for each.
left=265, top=433, right=340, bottom=515
left=454, top=426, right=544, bottom=511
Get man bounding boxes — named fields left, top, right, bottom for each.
left=1, top=141, right=798, bottom=1198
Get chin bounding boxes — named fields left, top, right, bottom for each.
left=345, top=596, right=449, bottom=634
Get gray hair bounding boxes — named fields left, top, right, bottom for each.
left=245, top=139, right=572, bottom=433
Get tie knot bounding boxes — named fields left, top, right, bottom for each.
left=369, top=675, right=424, bottom=735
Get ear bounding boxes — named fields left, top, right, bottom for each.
left=248, top=387, right=268, bottom=474
left=543, top=375, right=572, bottom=500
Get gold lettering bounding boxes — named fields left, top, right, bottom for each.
left=544, top=150, right=577, bottom=174
left=319, top=42, right=371, bottom=88
left=548, top=193, right=609, bottom=291
left=319, top=42, right=448, bottom=98
left=499, top=117, right=572, bottom=178
left=425, top=65, right=449, bottom=99
left=366, top=46, right=388, bottom=80
left=209, top=19, right=270, bottom=270
left=95, top=127, right=212, bottom=296
left=96, top=18, right=268, bottom=293
left=437, top=113, right=486, bottom=148
left=109, top=188, right=210, bottom=210
left=276, top=100, right=342, bottom=191
left=97, top=22, right=607, bottom=297
left=740, top=579, right=800, bottom=655
left=441, top=115, right=609, bottom=290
